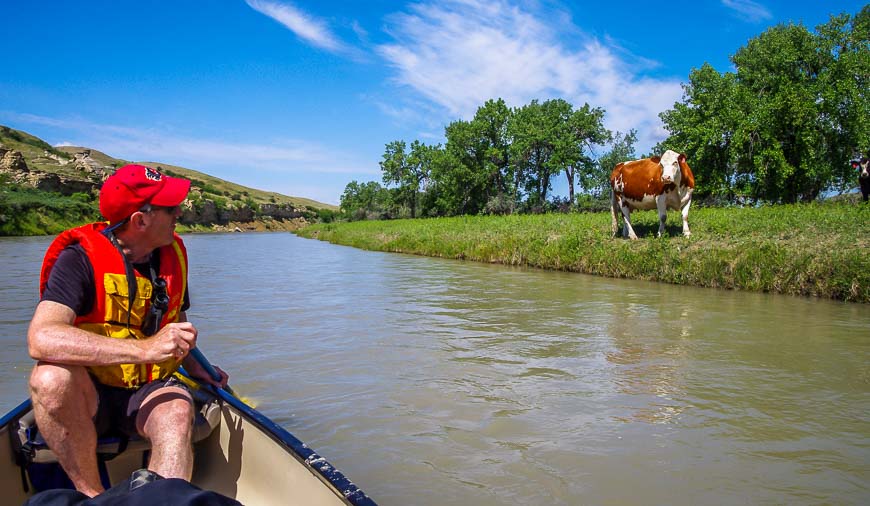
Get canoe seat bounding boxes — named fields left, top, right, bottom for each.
left=14, top=396, right=221, bottom=466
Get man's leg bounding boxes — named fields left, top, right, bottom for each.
left=135, top=385, right=195, bottom=480
left=29, top=362, right=103, bottom=497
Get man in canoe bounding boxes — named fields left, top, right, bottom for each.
left=26, top=164, right=228, bottom=497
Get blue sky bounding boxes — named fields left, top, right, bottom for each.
left=1, top=1, right=864, bottom=205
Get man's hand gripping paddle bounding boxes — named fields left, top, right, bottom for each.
left=189, top=347, right=256, bottom=407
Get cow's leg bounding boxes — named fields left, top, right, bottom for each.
left=610, top=192, right=620, bottom=238
left=656, top=195, right=668, bottom=237
left=619, top=204, right=637, bottom=239
left=681, top=197, right=692, bottom=237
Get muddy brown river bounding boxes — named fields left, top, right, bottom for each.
left=1, top=233, right=867, bottom=505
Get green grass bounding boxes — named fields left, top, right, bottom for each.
left=0, top=186, right=101, bottom=236
left=297, top=202, right=870, bottom=303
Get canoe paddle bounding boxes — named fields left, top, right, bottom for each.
left=188, top=347, right=256, bottom=406
left=188, top=347, right=234, bottom=395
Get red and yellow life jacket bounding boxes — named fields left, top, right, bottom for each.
left=39, top=222, right=188, bottom=388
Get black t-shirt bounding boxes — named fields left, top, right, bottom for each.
left=41, top=244, right=191, bottom=317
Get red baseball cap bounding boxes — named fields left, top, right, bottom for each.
left=99, top=164, right=191, bottom=223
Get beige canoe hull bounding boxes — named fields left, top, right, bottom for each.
left=1, top=390, right=373, bottom=505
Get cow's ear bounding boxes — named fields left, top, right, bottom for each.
left=678, top=153, right=686, bottom=162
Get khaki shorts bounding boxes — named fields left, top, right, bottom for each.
left=93, top=376, right=192, bottom=437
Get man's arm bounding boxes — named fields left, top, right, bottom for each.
left=28, top=301, right=197, bottom=366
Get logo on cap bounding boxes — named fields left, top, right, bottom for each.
left=145, top=167, right=163, bottom=181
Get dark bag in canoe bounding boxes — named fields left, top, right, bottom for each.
left=23, top=470, right=242, bottom=506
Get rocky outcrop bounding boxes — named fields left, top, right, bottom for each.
left=258, top=203, right=305, bottom=220
left=209, top=217, right=308, bottom=233
left=1, top=146, right=101, bottom=195
left=72, top=150, right=108, bottom=179
left=221, top=201, right=256, bottom=223
left=180, top=198, right=270, bottom=225
left=0, top=146, right=28, bottom=173
left=42, top=150, right=72, bottom=165
left=27, top=172, right=96, bottom=194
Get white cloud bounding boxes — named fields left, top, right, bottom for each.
left=245, top=0, right=344, bottom=52
left=721, top=0, right=773, bottom=23
left=2, top=112, right=378, bottom=204
left=2, top=112, right=376, bottom=177
left=375, top=0, right=683, bottom=152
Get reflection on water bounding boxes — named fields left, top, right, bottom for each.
left=605, top=296, right=695, bottom=426
left=1, top=233, right=868, bottom=505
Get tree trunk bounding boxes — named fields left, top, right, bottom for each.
left=566, top=167, right=575, bottom=208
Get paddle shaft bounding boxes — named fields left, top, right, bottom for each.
left=189, top=347, right=237, bottom=397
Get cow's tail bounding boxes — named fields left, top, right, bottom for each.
left=610, top=190, right=619, bottom=238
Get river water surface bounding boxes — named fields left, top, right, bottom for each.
left=1, top=233, right=868, bottom=505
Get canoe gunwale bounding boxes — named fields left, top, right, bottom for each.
left=212, top=387, right=376, bottom=506
left=0, top=399, right=32, bottom=429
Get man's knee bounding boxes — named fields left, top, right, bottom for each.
left=138, top=388, right=195, bottom=437
left=162, top=396, right=195, bottom=424
left=30, top=363, right=88, bottom=396
left=30, top=363, right=96, bottom=415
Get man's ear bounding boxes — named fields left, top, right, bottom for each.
left=129, top=211, right=149, bottom=231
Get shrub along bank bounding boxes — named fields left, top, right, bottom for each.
left=0, top=185, right=101, bottom=236
left=296, top=201, right=870, bottom=303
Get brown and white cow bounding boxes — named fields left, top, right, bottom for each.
left=610, top=150, right=695, bottom=239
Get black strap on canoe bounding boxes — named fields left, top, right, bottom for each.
left=16, top=441, right=32, bottom=493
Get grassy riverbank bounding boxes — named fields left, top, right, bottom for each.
left=297, top=201, right=870, bottom=303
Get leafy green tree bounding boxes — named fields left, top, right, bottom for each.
left=417, top=147, right=458, bottom=216
left=733, top=22, right=834, bottom=202
left=431, top=100, right=515, bottom=216
left=561, top=103, right=610, bottom=204
left=473, top=99, right=515, bottom=209
left=435, top=121, right=484, bottom=215
left=659, top=8, right=869, bottom=203
left=816, top=7, right=870, bottom=187
left=659, top=64, right=748, bottom=202
left=380, top=140, right=433, bottom=218
left=509, top=100, right=558, bottom=210
left=407, top=140, right=439, bottom=215
left=380, top=141, right=410, bottom=215
left=340, top=180, right=390, bottom=220
left=508, top=99, right=609, bottom=210
left=339, top=180, right=362, bottom=217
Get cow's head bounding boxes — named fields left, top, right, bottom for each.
left=659, top=150, right=684, bottom=184
left=852, top=157, right=870, bottom=179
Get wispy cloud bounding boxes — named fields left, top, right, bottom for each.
left=721, top=0, right=773, bottom=23
left=375, top=0, right=683, bottom=152
left=245, top=0, right=344, bottom=52
left=2, top=112, right=375, bottom=177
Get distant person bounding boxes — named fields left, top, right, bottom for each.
left=27, top=164, right=228, bottom=497
left=854, top=156, right=869, bottom=201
